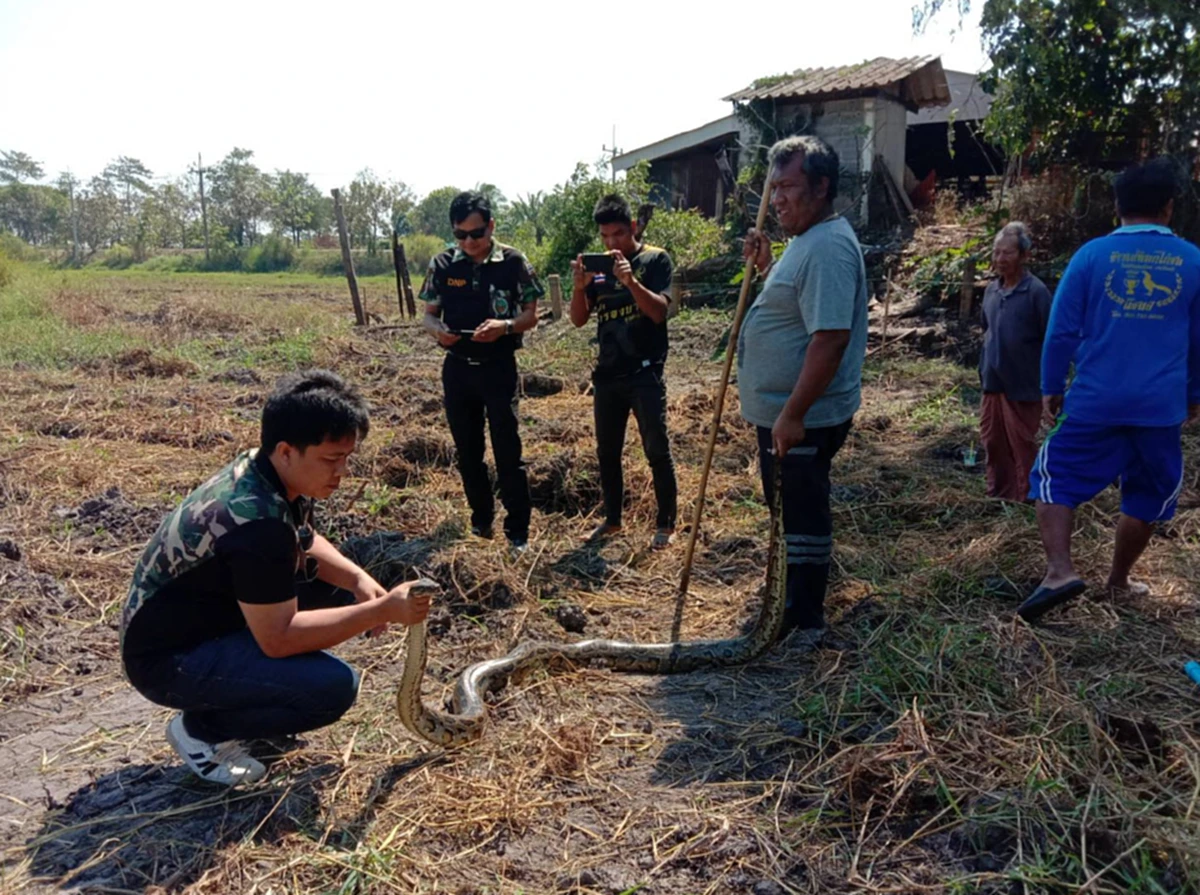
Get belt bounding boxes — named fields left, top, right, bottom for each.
left=446, top=352, right=509, bottom=367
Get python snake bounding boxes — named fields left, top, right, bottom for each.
left=397, top=464, right=787, bottom=747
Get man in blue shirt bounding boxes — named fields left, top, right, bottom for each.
left=1019, top=159, right=1200, bottom=622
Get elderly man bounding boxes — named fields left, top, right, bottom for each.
left=1018, top=158, right=1200, bottom=622
left=739, top=135, right=869, bottom=639
left=979, top=222, right=1052, bottom=501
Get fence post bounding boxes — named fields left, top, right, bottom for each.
left=391, top=232, right=407, bottom=319
left=958, top=257, right=976, bottom=323
left=331, top=188, right=365, bottom=326
left=398, top=243, right=417, bottom=318
left=548, top=274, right=563, bottom=321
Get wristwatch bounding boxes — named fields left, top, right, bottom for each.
left=505, top=320, right=514, bottom=336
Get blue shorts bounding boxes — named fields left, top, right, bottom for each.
left=1028, top=415, right=1184, bottom=522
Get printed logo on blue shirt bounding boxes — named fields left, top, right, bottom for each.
left=1104, top=247, right=1186, bottom=318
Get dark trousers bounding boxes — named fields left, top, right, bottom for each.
left=594, top=366, right=677, bottom=529
left=128, top=581, right=359, bottom=744
left=757, top=419, right=852, bottom=630
left=442, top=354, right=531, bottom=541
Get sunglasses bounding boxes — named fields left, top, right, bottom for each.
left=453, top=226, right=488, bottom=241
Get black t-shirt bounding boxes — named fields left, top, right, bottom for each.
left=420, top=241, right=543, bottom=362
left=122, top=454, right=310, bottom=673
left=585, top=244, right=673, bottom=379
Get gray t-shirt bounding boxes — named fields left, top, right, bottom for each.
left=979, top=272, right=1051, bottom=403
left=737, top=215, right=868, bottom=429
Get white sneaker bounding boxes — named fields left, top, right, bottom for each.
left=165, top=714, right=266, bottom=786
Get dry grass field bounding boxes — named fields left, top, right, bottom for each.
left=1, top=265, right=1199, bottom=894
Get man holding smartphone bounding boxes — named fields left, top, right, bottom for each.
left=569, top=194, right=678, bottom=549
left=421, top=191, right=542, bottom=553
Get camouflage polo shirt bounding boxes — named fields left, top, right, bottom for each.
left=121, top=449, right=311, bottom=662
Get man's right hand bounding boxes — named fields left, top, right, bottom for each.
left=571, top=254, right=596, bottom=292
left=383, top=581, right=434, bottom=626
left=743, top=228, right=772, bottom=276
left=1042, top=394, right=1063, bottom=425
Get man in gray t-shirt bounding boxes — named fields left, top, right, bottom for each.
left=737, top=135, right=868, bottom=639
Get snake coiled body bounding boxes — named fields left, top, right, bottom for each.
left=397, top=471, right=787, bottom=747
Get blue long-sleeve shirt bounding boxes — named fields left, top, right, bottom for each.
left=1042, top=224, right=1200, bottom=426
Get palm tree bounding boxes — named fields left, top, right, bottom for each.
left=510, top=191, right=547, bottom=245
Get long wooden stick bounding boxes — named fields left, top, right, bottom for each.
left=671, top=185, right=773, bottom=640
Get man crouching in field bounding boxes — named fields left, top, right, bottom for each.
left=120, top=371, right=431, bottom=786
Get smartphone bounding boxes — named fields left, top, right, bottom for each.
left=582, top=253, right=614, bottom=277
left=446, top=328, right=478, bottom=336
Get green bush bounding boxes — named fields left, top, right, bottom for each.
left=0, top=250, right=12, bottom=290
left=244, top=235, right=296, bottom=273
left=0, top=233, right=33, bottom=262
left=101, top=245, right=136, bottom=269
left=400, top=233, right=448, bottom=271
left=642, top=208, right=727, bottom=270
left=139, top=253, right=200, bottom=273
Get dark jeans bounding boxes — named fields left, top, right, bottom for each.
left=126, top=581, right=360, bottom=744
left=757, top=419, right=852, bottom=630
left=443, top=353, right=531, bottom=541
left=594, top=365, right=677, bottom=529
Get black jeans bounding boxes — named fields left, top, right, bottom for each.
left=757, top=419, right=852, bottom=630
left=594, top=365, right=677, bottom=529
left=126, top=581, right=359, bottom=744
left=442, top=353, right=531, bottom=541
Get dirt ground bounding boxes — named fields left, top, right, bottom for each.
left=1, top=272, right=1199, bottom=894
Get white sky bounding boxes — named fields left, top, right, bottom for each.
left=0, top=0, right=986, bottom=199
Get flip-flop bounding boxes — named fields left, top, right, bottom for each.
left=1016, top=579, right=1087, bottom=623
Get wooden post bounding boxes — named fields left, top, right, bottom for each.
left=548, top=274, right=563, bottom=321
left=398, top=243, right=417, bottom=319
left=391, top=232, right=407, bottom=319
left=668, top=273, right=682, bottom=319
left=331, top=188, right=366, bottom=326
left=882, top=279, right=892, bottom=347
left=197, top=153, right=210, bottom=263
left=959, top=256, right=976, bottom=323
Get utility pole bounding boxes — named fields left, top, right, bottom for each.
left=602, top=125, right=621, bottom=184
left=195, top=152, right=210, bottom=262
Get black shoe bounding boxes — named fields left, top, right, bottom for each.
left=1016, top=579, right=1087, bottom=623
left=508, top=537, right=528, bottom=557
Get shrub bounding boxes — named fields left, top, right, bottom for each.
left=0, top=233, right=33, bottom=262
left=400, top=233, right=448, bottom=271
left=101, top=245, right=136, bottom=269
left=0, top=250, right=12, bottom=290
left=244, top=235, right=296, bottom=273
left=642, top=208, right=726, bottom=270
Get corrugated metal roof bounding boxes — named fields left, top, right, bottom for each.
left=725, top=56, right=951, bottom=110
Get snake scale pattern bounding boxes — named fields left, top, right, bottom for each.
left=397, top=465, right=787, bottom=747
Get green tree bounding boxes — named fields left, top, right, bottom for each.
left=77, top=177, right=121, bottom=255
left=915, top=0, right=1200, bottom=165
left=102, top=156, right=153, bottom=245
left=509, top=191, right=547, bottom=245
left=209, top=148, right=269, bottom=246
left=271, top=170, right=323, bottom=245
left=408, top=185, right=462, bottom=242
left=0, top=150, right=44, bottom=184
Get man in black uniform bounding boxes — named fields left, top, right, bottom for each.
left=569, top=194, right=678, bottom=549
left=421, top=190, right=542, bottom=552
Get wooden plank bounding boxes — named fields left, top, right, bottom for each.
left=391, top=232, right=406, bottom=318
left=331, top=188, right=365, bottom=326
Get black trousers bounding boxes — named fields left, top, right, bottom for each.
left=594, top=365, right=677, bottom=529
left=756, top=419, right=852, bottom=630
left=442, top=354, right=531, bottom=541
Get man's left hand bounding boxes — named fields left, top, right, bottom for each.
left=612, top=250, right=635, bottom=288
left=472, top=319, right=508, bottom=342
left=772, top=413, right=806, bottom=459
left=353, top=573, right=388, bottom=637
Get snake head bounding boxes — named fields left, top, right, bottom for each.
left=404, top=577, right=442, bottom=597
